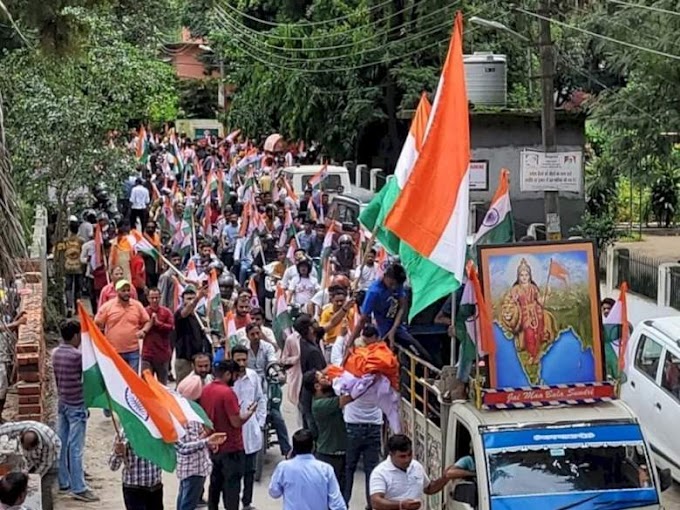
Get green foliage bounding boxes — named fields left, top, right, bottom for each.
left=651, top=172, right=679, bottom=228
left=178, top=78, right=219, bottom=119
left=571, top=210, right=618, bottom=255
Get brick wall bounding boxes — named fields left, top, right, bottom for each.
left=15, top=280, right=44, bottom=421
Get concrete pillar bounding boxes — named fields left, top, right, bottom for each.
left=370, top=168, right=384, bottom=191
left=356, top=164, right=368, bottom=189
left=658, top=262, right=680, bottom=308
left=343, top=161, right=356, bottom=184
left=605, top=245, right=617, bottom=294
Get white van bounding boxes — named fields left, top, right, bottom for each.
left=446, top=400, right=671, bottom=510
left=621, top=317, right=680, bottom=482
left=282, top=165, right=374, bottom=226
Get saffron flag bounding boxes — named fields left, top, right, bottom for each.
left=549, top=259, right=569, bottom=283
left=467, top=262, right=495, bottom=356
left=79, top=304, right=177, bottom=471
left=603, top=282, right=632, bottom=376
left=385, top=12, right=470, bottom=288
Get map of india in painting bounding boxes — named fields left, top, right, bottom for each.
left=481, top=244, right=602, bottom=387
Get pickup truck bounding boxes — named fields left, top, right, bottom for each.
left=398, top=347, right=672, bottom=510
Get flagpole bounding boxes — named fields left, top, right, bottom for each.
left=543, top=258, right=553, bottom=306
left=450, top=295, right=457, bottom=367
left=190, top=213, right=198, bottom=257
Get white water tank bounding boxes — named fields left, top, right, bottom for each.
left=464, top=52, right=507, bottom=106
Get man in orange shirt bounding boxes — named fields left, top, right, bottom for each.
left=95, top=279, right=151, bottom=373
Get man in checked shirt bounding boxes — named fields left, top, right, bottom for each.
left=109, top=431, right=163, bottom=510
left=0, top=420, right=61, bottom=510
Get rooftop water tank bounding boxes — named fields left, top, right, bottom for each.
left=464, top=52, right=507, bottom=107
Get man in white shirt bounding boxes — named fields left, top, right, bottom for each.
left=235, top=307, right=278, bottom=351
left=129, top=178, right=150, bottom=230
left=369, top=434, right=464, bottom=510
left=231, top=345, right=267, bottom=510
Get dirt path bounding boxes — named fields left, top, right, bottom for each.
left=55, top=397, right=368, bottom=509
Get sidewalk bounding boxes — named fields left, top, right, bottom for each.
left=600, top=284, right=680, bottom=327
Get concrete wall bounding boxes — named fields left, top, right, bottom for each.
left=469, top=112, right=586, bottom=237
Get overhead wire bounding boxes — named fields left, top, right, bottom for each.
left=213, top=0, right=462, bottom=41
left=218, top=0, right=399, bottom=27
left=213, top=22, right=486, bottom=74
left=213, top=7, right=464, bottom=64
left=515, top=7, right=680, bottom=62
left=606, top=0, right=680, bottom=16
left=213, top=1, right=462, bottom=52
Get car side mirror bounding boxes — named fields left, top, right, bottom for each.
left=658, top=467, right=672, bottom=492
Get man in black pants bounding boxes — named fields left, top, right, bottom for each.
left=200, top=360, right=258, bottom=510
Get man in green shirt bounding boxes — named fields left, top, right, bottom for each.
left=303, top=370, right=351, bottom=502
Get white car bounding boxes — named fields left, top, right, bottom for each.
left=621, top=317, right=680, bottom=482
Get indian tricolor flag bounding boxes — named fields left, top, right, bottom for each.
left=272, top=285, right=292, bottom=342
left=360, top=92, right=431, bottom=255
left=130, top=230, right=159, bottom=261
left=142, top=370, right=211, bottom=429
left=207, top=269, right=224, bottom=335
left=79, top=304, right=177, bottom=471
left=136, top=126, right=150, bottom=164
left=382, top=12, right=469, bottom=320
left=473, top=168, right=514, bottom=246
left=223, top=310, right=239, bottom=350
left=307, top=164, right=329, bottom=189
left=603, top=282, right=631, bottom=376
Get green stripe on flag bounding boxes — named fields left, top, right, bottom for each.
left=83, top=365, right=176, bottom=472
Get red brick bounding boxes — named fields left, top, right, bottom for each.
left=18, top=404, right=41, bottom=415
left=23, top=272, right=41, bottom=284
left=15, top=343, right=39, bottom=354
left=17, top=372, right=39, bottom=383
left=16, top=353, right=39, bottom=366
left=16, top=383, right=41, bottom=396
left=17, top=413, right=42, bottom=421
left=18, top=394, right=40, bottom=405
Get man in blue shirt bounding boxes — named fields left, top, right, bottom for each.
left=268, top=429, right=346, bottom=510
left=352, top=263, right=432, bottom=364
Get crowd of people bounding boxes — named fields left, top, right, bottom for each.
left=2, top=128, right=473, bottom=510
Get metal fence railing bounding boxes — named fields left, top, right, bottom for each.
left=616, top=250, right=659, bottom=301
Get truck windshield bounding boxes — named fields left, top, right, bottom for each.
left=301, top=174, right=342, bottom=191
left=483, top=424, right=659, bottom=510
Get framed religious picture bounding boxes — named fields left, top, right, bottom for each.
left=477, top=240, right=613, bottom=407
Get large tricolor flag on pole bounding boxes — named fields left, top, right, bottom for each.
left=360, top=92, right=431, bottom=255
left=385, top=12, right=470, bottom=286
left=78, top=303, right=177, bottom=471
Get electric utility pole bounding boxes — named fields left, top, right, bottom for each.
left=539, top=0, right=561, bottom=240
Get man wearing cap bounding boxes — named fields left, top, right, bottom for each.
left=95, top=279, right=151, bottom=373
left=55, top=216, right=84, bottom=316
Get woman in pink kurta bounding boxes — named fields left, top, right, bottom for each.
left=98, top=265, right=138, bottom=309
left=280, top=331, right=301, bottom=409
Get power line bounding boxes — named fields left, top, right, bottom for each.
left=515, top=7, right=680, bottom=61
left=219, top=24, right=487, bottom=74
left=218, top=0, right=400, bottom=28
left=214, top=8, right=457, bottom=64
left=606, top=0, right=680, bottom=16
left=213, top=2, right=461, bottom=52
left=213, top=0, right=461, bottom=41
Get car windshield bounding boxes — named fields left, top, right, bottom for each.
left=301, top=174, right=342, bottom=191
left=483, top=423, right=659, bottom=510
